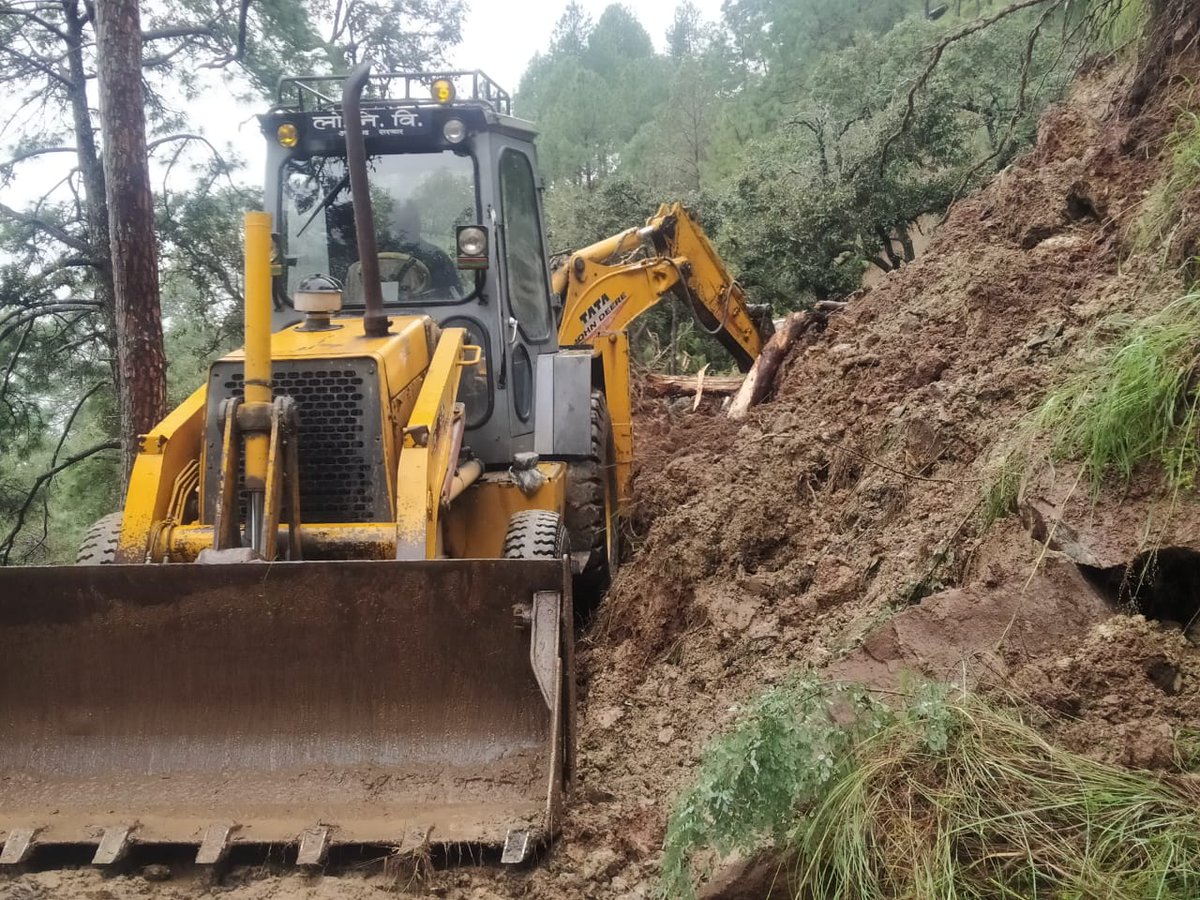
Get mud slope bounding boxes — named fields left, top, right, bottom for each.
left=6, top=62, right=1200, bottom=900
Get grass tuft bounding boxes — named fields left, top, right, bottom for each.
left=663, top=681, right=1200, bottom=899
left=1090, top=0, right=1147, bottom=52
left=981, top=447, right=1030, bottom=527
left=1034, top=290, right=1200, bottom=493
left=659, top=677, right=889, bottom=899
left=1134, top=107, right=1200, bottom=255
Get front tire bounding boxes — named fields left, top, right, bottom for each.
left=565, top=389, right=619, bottom=604
left=75, top=512, right=122, bottom=565
left=503, top=510, right=569, bottom=560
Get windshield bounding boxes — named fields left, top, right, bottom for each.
left=280, top=151, right=477, bottom=305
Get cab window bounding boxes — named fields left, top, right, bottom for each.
left=280, top=151, right=477, bottom=305
left=498, top=149, right=552, bottom=342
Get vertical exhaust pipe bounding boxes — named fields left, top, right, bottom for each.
left=342, top=61, right=390, bottom=337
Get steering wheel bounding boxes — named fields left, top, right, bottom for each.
left=378, top=251, right=432, bottom=295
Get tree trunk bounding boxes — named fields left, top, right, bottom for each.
left=95, top=0, right=167, bottom=481
left=897, top=224, right=916, bottom=263
left=728, top=311, right=818, bottom=419
left=875, top=226, right=902, bottom=270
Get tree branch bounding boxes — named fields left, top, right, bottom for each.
left=942, top=0, right=1065, bottom=217
left=0, top=5, right=72, bottom=42
left=0, top=145, right=77, bottom=170
left=0, top=301, right=103, bottom=343
left=141, top=24, right=213, bottom=41
left=877, top=0, right=1054, bottom=178
left=0, top=436, right=118, bottom=564
left=0, top=201, right=89, bottom=252
left=0, top=319, right=33, bottom=405
left=0, top=44, right=73, bottom=88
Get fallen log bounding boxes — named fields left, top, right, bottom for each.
left=728, top=310, right=818, bottom=419
left=642, top=372, right=746, bottom=397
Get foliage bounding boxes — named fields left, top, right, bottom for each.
left=523, top=1, right=1077, bottom=319
left=1086, top=0, right=1149, bottom=51
left=663, top=679, right=1200, bottom=900
left=980, top=446, right=1031, bottom=526
left=718, top=11, right=1072, bottom=307
left=660, top=676, right=889, bottom=898
left=1134, top=106, right=1200, bottom=255
left=1035, top=289, right=1200, bottom=493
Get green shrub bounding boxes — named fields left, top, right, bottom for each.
left=663, top=681, right=1200, bottom=899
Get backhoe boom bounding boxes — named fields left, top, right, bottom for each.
left=556, top=202, right=769, bottom=370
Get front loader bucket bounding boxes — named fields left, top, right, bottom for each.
left=0, top=559, right=573, bottom=866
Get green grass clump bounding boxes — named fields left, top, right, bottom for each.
left=1134, top=107, right=1200, bottom=255
left=1034, top=290, right=1200, bottom=493
left=663, top=681, right=1200, bottom=900
left=1089, top=0, right=1146, bottom=52
left=660, top=677, right=889, bottom=899
left=980, top=447, right=1030, bottom=527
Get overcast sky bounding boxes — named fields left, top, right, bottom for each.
left=451, top=0, right=727, bottom=89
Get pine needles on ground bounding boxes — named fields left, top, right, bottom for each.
left=662, top=680, right=1200, bottom=900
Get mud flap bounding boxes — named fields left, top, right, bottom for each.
left=0, top=559, right=573, bottom=863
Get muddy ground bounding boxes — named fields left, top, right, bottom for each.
left=7, top=56, right=1200, bottom=900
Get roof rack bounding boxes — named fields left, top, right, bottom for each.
left=274, top=70, right=512, bottom=116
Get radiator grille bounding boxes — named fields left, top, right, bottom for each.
left=204, top=360, right=387, bottom=524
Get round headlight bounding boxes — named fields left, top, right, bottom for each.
left=276, top=123, right=299, bottom=148
left=458, top=226, right=487, bottom=257
left=443, top=118, right=467, bottom=144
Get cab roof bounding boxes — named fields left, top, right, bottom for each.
left=261, top=69, right=537, bottom=156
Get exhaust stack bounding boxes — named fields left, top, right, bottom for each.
left=341, top=61, right=389, bottom=337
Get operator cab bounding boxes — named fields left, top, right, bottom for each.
left=259, top=72, right=559, bottom=467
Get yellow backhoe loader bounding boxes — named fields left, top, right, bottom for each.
left=0, top=66, right=769, bottom=869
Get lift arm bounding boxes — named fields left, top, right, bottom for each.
left=554, top=202, right=770, bottom=371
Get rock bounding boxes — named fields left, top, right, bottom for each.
left=906, top=354, right=950, bottom=388
left=1019, top=222, right=1060, bottom=249
left=142, top=864, right=171, bottom=882
left=1185, top=618, right=1200, bottom=646
left=1025, top=320, right=1065, bottom=349
left=1120, top=721, right=1175, bottom=769
left=593, top=706, right=625, bottom=729
left=1018, top=499, right=1102, bottom=567
left=657, top=726, right=675, bottom=745
left=1143, top=655, right=1182, bottom=695
left=580, top=848, right=622, bottom=882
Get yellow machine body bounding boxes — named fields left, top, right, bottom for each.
left=0, top=210, right=576, bottom=865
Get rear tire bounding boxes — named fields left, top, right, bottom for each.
left=503, top=510, right=569, bottom=560
left=565, top=390, right=618, bottom=603
left=76, top=512, right=122, bottom=565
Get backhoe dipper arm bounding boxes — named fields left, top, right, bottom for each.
left=555, top=202, right=768, bottom=372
